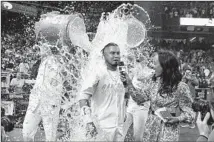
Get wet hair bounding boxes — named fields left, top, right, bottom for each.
left=101, top=42, right=118, bottom=55
left=50, top=46, right=60, bottom=55
left=36, top=30, right=61, bottom=55
left=157, top=50, right=182, bottom=96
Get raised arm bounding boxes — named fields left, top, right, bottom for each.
left=78, top=72, right=99, bottom=108
left=177, top=82, right=195, bottom=123
left=190, top=75, right=199, bottom=86
left=122, top=72, right=151, bottom=106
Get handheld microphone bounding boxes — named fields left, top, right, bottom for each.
left=118, top=61, right=127, bottom=86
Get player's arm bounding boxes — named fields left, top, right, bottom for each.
left=78, top=73, right=99, bottom=138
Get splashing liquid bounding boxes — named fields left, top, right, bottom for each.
left=34, top=3, right=154, bottom=141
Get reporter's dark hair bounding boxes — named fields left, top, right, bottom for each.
left=157, top=50, right=182, bottom=96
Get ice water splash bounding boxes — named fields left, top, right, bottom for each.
left=33, top=3, right=155, bottom=141
left=90, top=3, right=154, bottom=77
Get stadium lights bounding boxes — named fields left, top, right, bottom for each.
left=1, top=2, right=38, bottom=16
left=180, top=17, right=214, bottom=27
left=189, top=37, right=196, bottom=42
left=2, top=2, right=13, bottom=10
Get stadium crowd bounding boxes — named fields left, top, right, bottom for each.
left=163, top=1, right=214, bottom=18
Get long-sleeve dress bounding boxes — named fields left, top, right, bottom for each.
left=131, top=76, right=196, bottom=142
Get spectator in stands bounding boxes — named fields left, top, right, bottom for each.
left=10, top=72, right=25, bottom=94
left=182, top=65, right=199, bottom=100
left=210, top=72, right=214, bottom=87
left=1, top=77, right=7, bottom=88
left=204, top=68, right=210, bottom=78
left=19, top=58, right=30, bottom=78
left=1, top=60, right=7, bottom=70
left=1, top=76, right=9, bottom=94
left=6, top=59, right=14, bottom=71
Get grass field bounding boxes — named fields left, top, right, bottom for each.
left=6, top=126, right=199, bottom=141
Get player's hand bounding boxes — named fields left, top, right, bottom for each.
left=133, top=94, right=146, bottom=106
left=184, top=70, right=192, bottom=80
left=196, top=112, right=210, bottom=138
left=120, top=72, right=132, bottom=87
left=165, top=117, right=179, bottom=125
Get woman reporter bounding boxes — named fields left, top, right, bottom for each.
left=122, top=50, right=195, bottom=141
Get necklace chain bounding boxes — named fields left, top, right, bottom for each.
left=107, top=70, right=119, bottom=83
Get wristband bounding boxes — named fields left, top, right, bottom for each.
left=84, top=115, right=93, bottom=124
left=81, top=106, right=93, bottom=124
left=81, top=106, right=91, bottom=115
